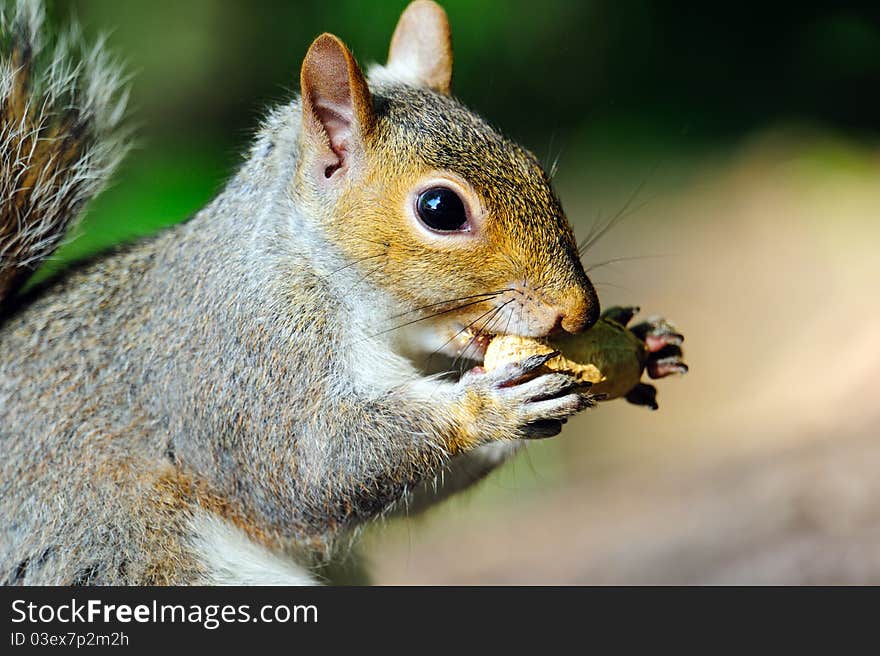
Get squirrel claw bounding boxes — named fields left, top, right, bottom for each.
left=458, top=356, right=594, bottom=443
left=613, top=310, right=687, bottom=407
left=629, top=314, right=688, bottom=380
left=631, top=316, right=680, bottom=342
left=492, top=351, right=560, bottom=388
left=644, top=331, right=684, bottom=352
left=647, top=356, right=688, bottom=379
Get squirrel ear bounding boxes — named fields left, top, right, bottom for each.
left=387, top=0, right=453, bottom=95
left=300, top=33, right=375, bottom=180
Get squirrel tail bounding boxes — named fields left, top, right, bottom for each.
left=0, top=0, right=128, bottom=306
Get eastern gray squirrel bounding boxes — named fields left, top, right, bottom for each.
left=0, top=0, right=686, bottom=585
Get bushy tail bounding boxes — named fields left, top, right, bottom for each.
left=0, top=0, right=127, bottom=306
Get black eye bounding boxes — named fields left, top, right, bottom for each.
left=416, top=187, right=468, bottom=232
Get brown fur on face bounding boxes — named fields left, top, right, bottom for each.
left=323, top=83, right=599, bottom=347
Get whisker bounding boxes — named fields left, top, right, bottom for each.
left=328, top=251, right=387, bottom=276
left=449, top=304, right=505, bottom=372
left=388, top=290, right=508, bottom=320
left=577, top=208, right=605, bottom=256
left=435, top=303, right=505, bottom=358
left=577, top=161, right=661, bottom=256
left=489, top=296, right=514, bottom=376
left=348, top=237, right=390, bottom=248
left=370, top=297, right=498, bottom=339
left=584, top=254, right=668, bottom=273
left=544, top=132, right=564, bottom=181
left=578, top=193, right=642, bottom=256
left=425, top=299, right=514, bottom=372
left=347, top=260, right=387, bottom=292
left=452, top=300, right=511, bottom=373
left=591, top=280, right=631, bottom=292
left=503, top=298, right=514, bottom=336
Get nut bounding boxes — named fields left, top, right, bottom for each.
left=482, top=318, right=648, bottom=400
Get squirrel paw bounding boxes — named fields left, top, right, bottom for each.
left=454, top=352, right=594, bottom=445
left=631, top=315, right=688, bottom=379
left=602, top=307, right=688, bottom=410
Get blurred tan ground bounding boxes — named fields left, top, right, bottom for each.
left=361, top=128, right=880, bottom=584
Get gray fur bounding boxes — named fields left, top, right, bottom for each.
left=0, top=97, right=458, bottom=583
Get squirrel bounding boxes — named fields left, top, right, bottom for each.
left=0, top=0, right=686, bottom=585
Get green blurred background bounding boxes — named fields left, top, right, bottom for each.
left=42, top=1, right=880, bottom=583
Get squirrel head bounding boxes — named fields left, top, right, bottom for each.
left=293, top=0, right=598, bottom=356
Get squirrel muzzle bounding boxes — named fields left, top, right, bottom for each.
left=556, top=277, right=600, bottom=334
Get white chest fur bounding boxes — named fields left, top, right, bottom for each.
left=190, top=513, right=316, bottom=586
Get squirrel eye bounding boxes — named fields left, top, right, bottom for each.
left=415, top=187, right=468, bottom=232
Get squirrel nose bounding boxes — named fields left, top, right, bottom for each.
left=557, top=282, right=600, bottom=334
